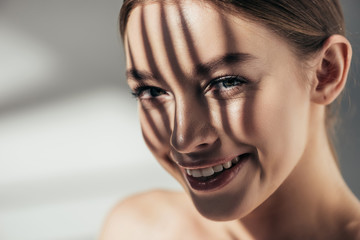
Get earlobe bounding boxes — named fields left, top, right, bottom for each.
left=311, top=35, right=352, bottom=105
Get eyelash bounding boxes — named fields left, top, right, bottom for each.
left=206, top=75, right=247, bottom=93
left=131, top=84, right=167, bottom=99
left=130, top=75, right=248, bottom=100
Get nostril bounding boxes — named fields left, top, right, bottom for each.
left=195, top=142, right=212, bottom=151
left=198, top=143, right=209, bottom=148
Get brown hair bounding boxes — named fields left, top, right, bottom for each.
left=120, top=0, right=345, bottom=45
left=119, top=0, right=346, bottom=160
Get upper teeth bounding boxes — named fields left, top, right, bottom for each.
left=186, top=156, right=240, bottom=178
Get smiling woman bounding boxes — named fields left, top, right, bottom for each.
left=101, top=0, right=360, bottom=239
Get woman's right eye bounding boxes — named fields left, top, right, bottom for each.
left=132, top=86, right=168, bottom=100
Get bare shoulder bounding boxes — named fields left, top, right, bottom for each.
left=100, top=189, right=199, bottom=240
left=344, top=201, right=360, bottom=240
left=345, top=220, right=360, bottom=240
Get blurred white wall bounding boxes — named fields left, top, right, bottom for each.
left=0, top=1, right=359, bottom=240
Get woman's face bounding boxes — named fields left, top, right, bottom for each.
left=125, top=0, right=312, bottom=220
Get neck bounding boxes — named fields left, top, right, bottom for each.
left=235, top=108, right=359, bottom=239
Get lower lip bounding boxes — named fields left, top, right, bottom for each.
left=184, top=153, right=250, bottom=192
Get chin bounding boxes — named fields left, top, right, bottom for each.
left=188, top=188, right=255, bottom=221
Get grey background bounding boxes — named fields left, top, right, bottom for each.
left=0, top=1, right=358, bottom=240
left=337, top=1, right=360, bottom=197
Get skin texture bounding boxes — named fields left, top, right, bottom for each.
left=101, top=1, right=360, bottom=239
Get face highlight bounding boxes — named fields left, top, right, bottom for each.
left=125, top=0, right=312, bottom=221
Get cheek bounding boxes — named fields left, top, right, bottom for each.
left=139, top=107, right=171, bottom=156
left=212, top=78, right=310, bottom=179
left=248, top=81, right=310, bottom=180
left=139, top=106, right=188, bottom=184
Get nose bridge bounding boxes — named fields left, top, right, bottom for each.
left=171, top=93, right=217, bottom=153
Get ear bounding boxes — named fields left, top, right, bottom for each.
left=311, top=35, right=352, bottom=105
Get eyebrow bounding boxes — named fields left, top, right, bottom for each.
left=126, top=52, right=256, bottom=81
left=194, top=52, right=256, bottom=76
left=126, top=68, right=156, bottom=81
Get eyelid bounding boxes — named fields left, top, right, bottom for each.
left=212, top=75, right=246, bottom=84
left=205, top=75, right=248, bottom=91
left=131, top=83, right=169, bottom=100
left=131, top=84, right=151, bottom=98
left=130, top=83, right=144, bottom=97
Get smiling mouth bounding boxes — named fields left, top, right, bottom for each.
left=183, top=153, right=251, bottom=191
left=186, top=155, right=242, bottom=178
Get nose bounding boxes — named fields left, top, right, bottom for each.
left=170, top=96, right=218, bottom=154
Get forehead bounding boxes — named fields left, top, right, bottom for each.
left=124, top=0, right=293, bottom=80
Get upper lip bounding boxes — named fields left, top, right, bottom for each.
left=170, top=152, right=250, bottom=170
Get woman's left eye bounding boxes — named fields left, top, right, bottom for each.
left=207, top=75, right=247, bottom=92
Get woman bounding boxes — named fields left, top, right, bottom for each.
left=102, top=0, right=360, bottom=239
